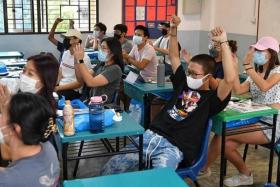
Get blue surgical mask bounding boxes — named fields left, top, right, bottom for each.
left=133, top=35, right=143, bottom=45
left=98, top=49, right=109, bottom=62
left=253, top=51, right=267, bottom=66
left=209, top=48, right=219, bottom=58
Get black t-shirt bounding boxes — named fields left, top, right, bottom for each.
left=214, top=61, right=224, bottom=79
left=150, top=65, right=230, bottom=166
left=57, top=41, right=65, bottom=62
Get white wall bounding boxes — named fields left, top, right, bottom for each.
left=98, top=0, right=122, bottom=34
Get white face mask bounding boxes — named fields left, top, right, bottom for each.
left=93, top=30, right=100, bottom=38
left=187, top=74, right=209, bottom=90
left=0, top=126, right=9, bottom=144
left=133, top=35, right=143, bottom=45
left=19, top=74, right=39, bottom=94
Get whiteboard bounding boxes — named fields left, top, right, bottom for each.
left=258, top=0, right=280, bottom=42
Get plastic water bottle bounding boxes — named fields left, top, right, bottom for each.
left=63, top=100, right=75, bottom=136
left=89, top=95, right=107, bottom=133
left=157, top=60, right=165, bottom=87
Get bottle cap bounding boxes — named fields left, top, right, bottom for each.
left=90, top=96, right=103, bottom=103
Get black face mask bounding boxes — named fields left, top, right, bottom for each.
left=161, top=29, right=168, bottom=36
left=114, top=33, right=121, bottom=40
left=63, top=38, right=71, bottom=50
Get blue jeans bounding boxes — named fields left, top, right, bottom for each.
left=101, top=130, right=183, bottom=175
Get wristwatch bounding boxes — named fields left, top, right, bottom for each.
left=79, top=59, right=84, bottom=64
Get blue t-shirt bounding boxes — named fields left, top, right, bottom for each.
left=214, top=61, right=224, bottom=79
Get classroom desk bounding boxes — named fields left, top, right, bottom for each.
left=124, top=80, right=173, bottom=129
left=57, top=112, right=145, bottom=180
left=63, top=167, right=189, bottom=187
left=0, top=51, right=24, bottom=59
left=212, top=107, right=278, bottom=187
left=0, top=58, right=26, bottom=67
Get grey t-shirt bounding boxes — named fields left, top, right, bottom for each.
left=0, top=142, right=60, bottom=187
left=122, top=39, right=133, bottom=54
left=92, top=63, right=122, bottom=103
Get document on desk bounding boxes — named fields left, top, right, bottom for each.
left=125, top=71, right=138, bottom=84
left=227, top=100, right=271, bottom=113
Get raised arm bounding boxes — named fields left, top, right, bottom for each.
left=211, top=27, right=236, bottom=101
left=169, top=15, right=181, bottom=73
left=73, top=44, right=109, bottom=87
left=48, top=18, right=63, bottom=46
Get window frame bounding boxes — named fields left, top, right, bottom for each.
left=0, top=0, right=99, bottom=35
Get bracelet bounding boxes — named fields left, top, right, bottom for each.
left=220, top=40, right=229, bottom=45
left=245, top=67, right=253, bottom=71
left=243, top=63, right=251, bottom=66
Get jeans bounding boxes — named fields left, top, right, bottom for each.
left=101, top=130, right=183, bottom=175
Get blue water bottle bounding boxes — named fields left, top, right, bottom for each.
left=89, top=95, right=107, bottom=133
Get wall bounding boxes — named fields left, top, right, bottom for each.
left=0, top=0, right=259, bottom=63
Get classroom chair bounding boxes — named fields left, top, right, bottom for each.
left=176, top=120, right=213, bottom=187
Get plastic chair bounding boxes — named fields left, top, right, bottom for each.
left=176, top=120, right=213, bottom=187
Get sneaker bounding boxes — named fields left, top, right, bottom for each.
left=197, top=168, right=212, bottom=179
left=224, top=173, right=253, bottom=187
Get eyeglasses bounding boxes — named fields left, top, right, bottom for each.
left=186, top=70, right=204, bottom=78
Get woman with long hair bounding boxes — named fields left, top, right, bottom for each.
left=73, top=37, right=124, bottom=103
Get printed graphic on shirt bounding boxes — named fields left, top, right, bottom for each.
left=168, top=90, right=201, bottom=121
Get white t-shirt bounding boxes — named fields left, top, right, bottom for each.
left=59, top=50, right=92, bottom=91
left=129, top=43, right=158, bottom=79
left=153, top=36, right=170, bottom=65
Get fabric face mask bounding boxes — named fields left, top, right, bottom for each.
left=253, top=51, right=268, bottom=66
left=19, top=74, right=39, bottom=94
left=161, top=29, right=168, bottom=36
left=187, top=74, right=209, bottom=90
left=98, top=49, right=109, bottom=62
left=63, top=38, right=71, bottom=50
left=133, top=35, right=143, bottom=45
left=209, top=48, right=219, bottom=58
left=0, top=126, right=9, bottom=144
left=114, top=33, right=121, bottom=40
left=93, top=30, right=100, bottom=38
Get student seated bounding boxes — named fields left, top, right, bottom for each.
left=208, top=40, right=238, bottom=89
left=123, top=25, right=158, bottom=82
left=48, top=18, right=74, bottom=62
left=56, top=29, right=92, bottom=100
left=113, top=24, right=133, bottom=54
left=73, top=37, right=124, bottom=103
left=0, top=93, right=60, bottom=187
left=84, top=22, right=107, bottom=50
left=181, top=40, right=238, bottom=90
left=150, top=21, right=181, bottom=76
left=101, top=16, right=235, bottom=175
left=202, top=36, right=280, bottom=187
left=0, top=53, right=59, bottom=113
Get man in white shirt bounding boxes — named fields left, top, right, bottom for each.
left=123, top=25, right=158, bottom=82
left=56, top=29, right=92, bottom=100
left=151, top=22, right=181, bottom=75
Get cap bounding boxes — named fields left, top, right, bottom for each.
left=62, top=29, right=82, bottom=40
left=251, top=36, right=279, bottom=53
left=159, top=21, right=170, bottom=28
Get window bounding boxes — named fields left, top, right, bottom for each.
left=123, top=0, right=177, bottom=38
left=0, top=0, right=98, bottom=34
